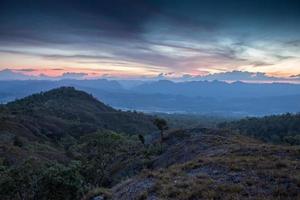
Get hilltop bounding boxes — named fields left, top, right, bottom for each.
left=0, top=87, right=155, bottom=139
left=0, top=87, right=155, bottom=167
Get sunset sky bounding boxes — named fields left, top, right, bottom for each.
left=0, top=0, right=300, bottom=80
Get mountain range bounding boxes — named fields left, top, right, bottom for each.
left=0, top=79, right=300, bottom=116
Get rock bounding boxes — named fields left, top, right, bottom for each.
left=92, top=195, right=104, bottom=200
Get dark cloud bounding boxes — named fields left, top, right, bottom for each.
left=0, top=0, right=161, bottom=45
left=2, top=0, right=299, bottom=46
left=0, top=69, right=88, bottom=80
left=195, top=71, right=282, bottom=81
left=251, top=61, right=274, bottom=67
left=290, top=74, right=300, bottom=79
left=285, top=40, right=300, bottom=47
left=15, top=68, right=37, bottom=72
left=140, top=70, right=295, bottom=82
left=0, top=0, right=300, bottom=76
left=61, top=72, right=88, bottom=79
left=274, top=55, right=296, bottom=61
left=0, top=69, right=35, bottom=80
left=129, top=70, right=300, bottom=83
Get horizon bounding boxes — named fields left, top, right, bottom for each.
left=0, top=68, right=300, bottom=84
left=1, top=0, right=300, bottom=82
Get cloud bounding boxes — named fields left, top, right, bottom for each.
left=0, top=0, right=300, bottom=77
left=36, top=72, right=88, bottom=80
left=290, top=74, right=300, bottom=78
left=52, top=68, right=64, bottom=71
left=38, top=72, right=89, bottom=80
left=152, top=70, right=297, bottom=83
left=196, top=71, right=281, bottom=81
left=60, top=72, right=88, bottom=79
left=285, top=40, right=300, bottom=47
left=0, top=69, right=88, bottom=80
left=15, top=68, right=37, bottom=72
left=0, top=69, right=36, bottom=80
left=1, top=68, right=299, bottom=83
left=290, top=74, right=300, bottom=80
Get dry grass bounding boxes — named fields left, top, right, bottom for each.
left=110, top=131, right=300, bottom=200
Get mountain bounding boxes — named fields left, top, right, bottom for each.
left=0, top=87, right=157, bottom=199
left=0, top=87, right=156, bottom=170
left=0, top=87, right=155, bottom=140
left=133, top=80, right=300, bottom=98
left=0, top=79, right=124, bottom=103
left=0, top=79, right=300, bottom=115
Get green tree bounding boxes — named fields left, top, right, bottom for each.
left=138, top=134, right=145, bottom=145
left=13, top=135, right=24, bottom=147
left=79, top=131, right=124, bottom=187
left=153, top=118, right=168, bottom=143
left=0, top=159, right=41, bottom=200
left=0, top=159, right=85, bottom=200
left=36, top=161, right=85, bottom=200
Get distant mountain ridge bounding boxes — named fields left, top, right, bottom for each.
left=133, top=80, right=300, bottom=98
left=0, top=79, right=300, bottom=115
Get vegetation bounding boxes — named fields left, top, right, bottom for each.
left=0, top=87, right=299, bottom=199
left=0, top=159, right=85, bottom=200
left=153, top=118, right=168, bottom=143
left=0, top=87, right=155, bottom=199
left=0, top=129, right=147, bottom=199
left=112, top=131, right=300, bottom=200
left=79, top=131, right=132, bottom=186
left=1, top=87, right=156, bottom=138
left=219, top=113, right=300, bottom=145
left=156, top=113, right=236, bottom=129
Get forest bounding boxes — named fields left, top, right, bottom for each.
left=219, top=113, right=300, bottom=145
left=0, top=87, right=299, bottom=200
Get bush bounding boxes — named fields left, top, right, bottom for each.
left=79, top=131, right=125, bottom=187
left=36, top=161, right=86, bottom=200
left=0, top=159, right=86, bottom=200
left=0, top=159, right=42, bottom=200
left=13, top=136, right=24, bottom=147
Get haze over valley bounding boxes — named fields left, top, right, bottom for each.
left=0, top=78, right=299, bottom=116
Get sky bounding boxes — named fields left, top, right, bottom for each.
left=0, top=0, right=300, bottom=81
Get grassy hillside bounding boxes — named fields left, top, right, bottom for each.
left=110, top=129, right=300, bottom=200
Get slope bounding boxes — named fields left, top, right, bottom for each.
left=0, top=87, right=155, bottom=139
left=108, top=129, right=300, bottom=200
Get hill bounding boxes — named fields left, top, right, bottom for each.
left=0, top=87, right=155, bottom=139
left=109, top=129, right=300, bottom=200
left=0, top=88, right=157, bottom=199
left=0, top=89, right=299, bottom=199
left=0, top=87, right=155, bottom=168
